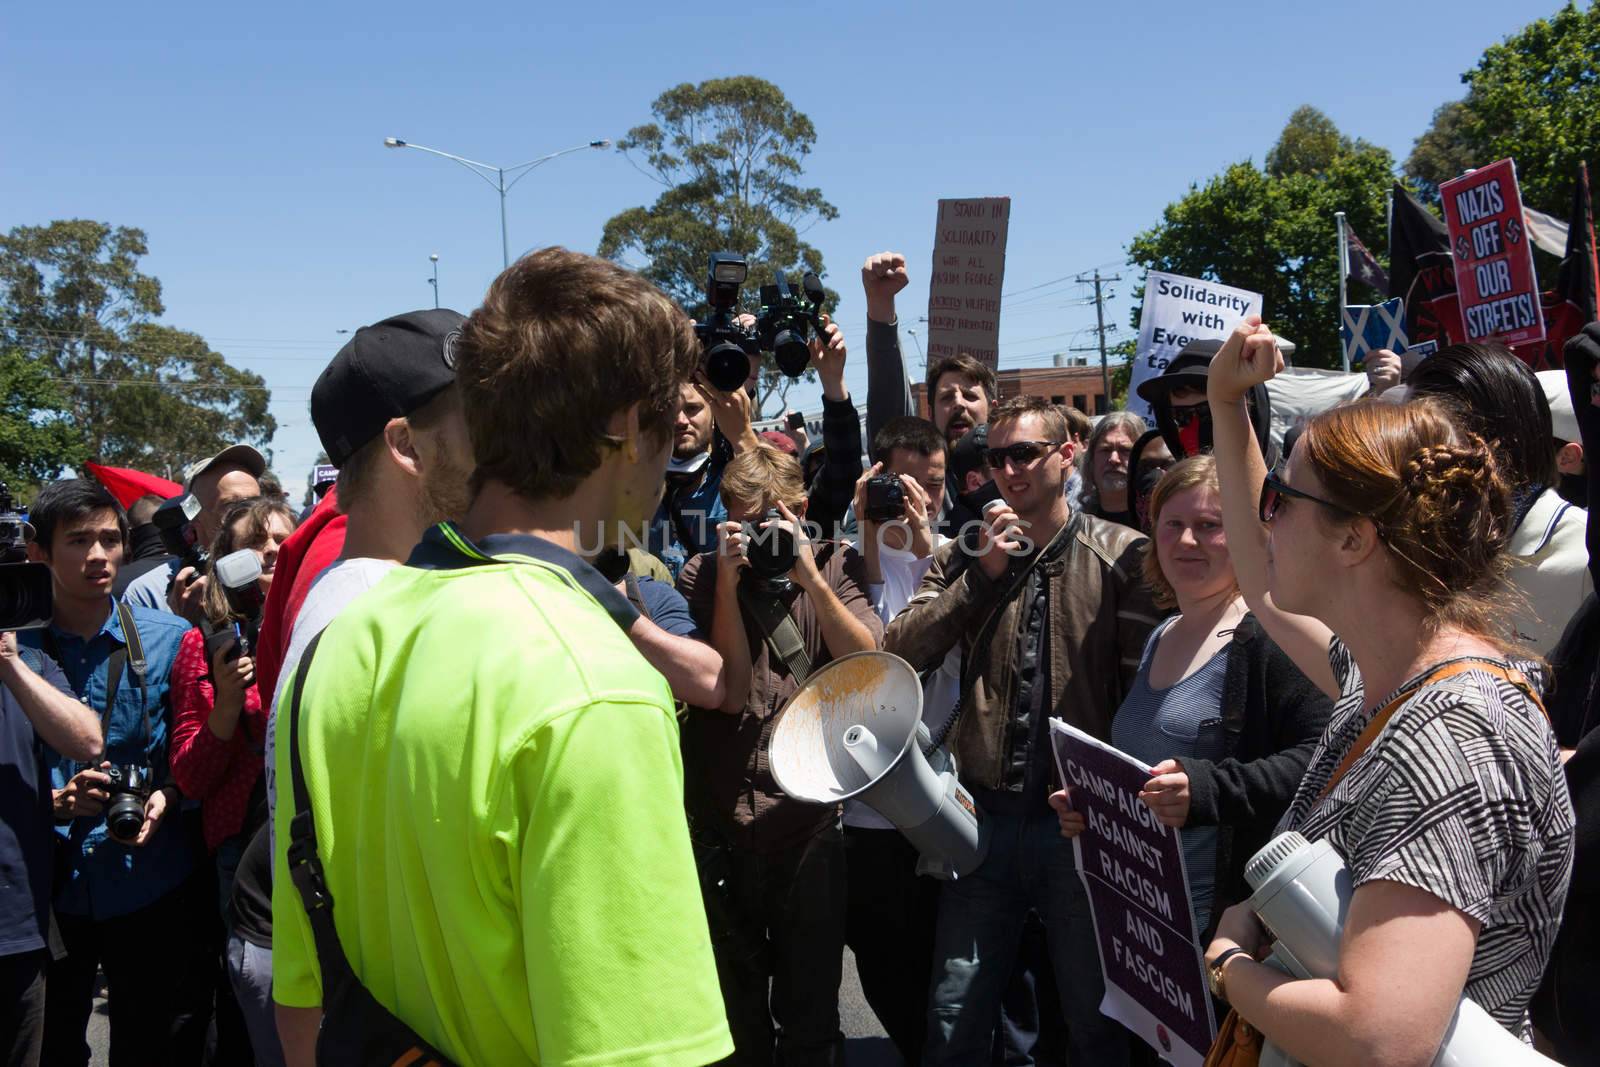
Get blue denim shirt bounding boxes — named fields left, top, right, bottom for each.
left=648, top=450, right=728, bottom=581
left=20, top=598, right=201, bottom=921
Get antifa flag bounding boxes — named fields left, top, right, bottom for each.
left=1523, top=162, right=1600, bottom=370
left=1388, top=182, right=1461, bottom=348
left=1345, top=227, right=1390, bottom=294
left=83, top=462, right=183, bottom=509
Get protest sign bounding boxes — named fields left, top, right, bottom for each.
left=1440, top=159, right=1545, bottom=347
left=1340, top=297, right=1407, bottom=367
left=1050, top=720, right=1215, bottom=1067
left=924, top=197, right=1010, bottom=370
left=1130, top=272, right=1262, bottom=419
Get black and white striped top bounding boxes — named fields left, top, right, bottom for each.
left=1276, top=638, right=1574, bottom=1031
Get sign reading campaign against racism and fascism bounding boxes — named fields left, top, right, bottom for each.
left=1440, top=159, right=1545, bottom=347
left=1051, top=720, right=1216, bottom=1067
left=924, top=198, right=1010, bottom=370
left=1130, top=272, right=1263, bottom=419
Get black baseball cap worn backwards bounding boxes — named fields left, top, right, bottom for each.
left=312, top=308, right=466, bottom=466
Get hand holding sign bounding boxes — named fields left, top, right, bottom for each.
left=1047, top=788, right=1087, bottom=838
left=1206, top=316, right=1283, bottom=405
left=1138, top=759, right=1192, bottom=829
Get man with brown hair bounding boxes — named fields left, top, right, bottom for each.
left=885, top=394, right=1161, bottom=1066
left=271, top=249, right=732, bottom=1067
left=677, top=440, right=882, bottom=1067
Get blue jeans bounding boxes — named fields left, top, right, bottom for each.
left=925, top=808, right=1135, bottom=1066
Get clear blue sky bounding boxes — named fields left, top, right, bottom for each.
left=2, top=0, right=1566, bottom=491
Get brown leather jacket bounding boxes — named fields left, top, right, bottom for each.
left=884, top=511, right=1162, bottom=790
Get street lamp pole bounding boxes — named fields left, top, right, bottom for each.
left=428, top=253, right=440, bottom=309
left=384, top=137, right=611, bottom=269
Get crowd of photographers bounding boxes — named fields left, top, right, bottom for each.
left=0, top=243, right=1596, bottom=1067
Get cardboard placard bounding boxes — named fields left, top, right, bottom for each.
left=924, top=198, right=1011, bottom=370
left=1440, top=159, right=1545, bottom=347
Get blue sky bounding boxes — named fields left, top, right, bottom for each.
left=2, top=0, right=1567, bottom=490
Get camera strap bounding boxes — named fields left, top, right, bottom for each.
left=40, top=600, right=153, bottom=757
left=738, top=582, right=812, bottom=683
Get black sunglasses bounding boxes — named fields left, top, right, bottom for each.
left=984, top=441, right=1063, bottom=469
left=1258, top=467, right=1355, bottom=524
left=1170, top=402, right=1210, bottom=428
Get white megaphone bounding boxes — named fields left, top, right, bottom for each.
left=1243, top=831, right=1557, bottom=1067
left=769, top=651, right=988, bottom=879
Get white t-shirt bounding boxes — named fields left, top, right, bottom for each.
left=265, top=558, right=398, bottom=850
left=850, top=535, right=962, bottom=831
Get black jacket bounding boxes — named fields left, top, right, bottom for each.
left=1175, top=613, right=1333, bottom=942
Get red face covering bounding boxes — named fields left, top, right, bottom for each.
left=1177, top=415, right=1204, bottom=457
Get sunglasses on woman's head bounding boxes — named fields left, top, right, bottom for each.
left=1258, top=466, right=1354, bottom=524
left=984, top=441, right=1063, bottom=469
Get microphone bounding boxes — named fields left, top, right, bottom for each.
left=209, top=549, right=265, bottom=661
left=1242, top=832, right=1556, bottom=1067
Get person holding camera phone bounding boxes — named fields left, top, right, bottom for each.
left=20, top=479, right=214, bottom=1066
left=677, top=441, right=882, bottom=1066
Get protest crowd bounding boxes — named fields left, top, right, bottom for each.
left=4, top=224, right=1600, bottom=1067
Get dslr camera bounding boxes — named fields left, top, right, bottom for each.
left=864, top=475, right=907, bottom=523
left=756, top=272, right=828, bottom=379
left=103, top=763, right=154, bottom=845
left=742, top=507, right=800, bottom=595
left=0, top=484, right=52, bottom=633
left=152, top=492, right=207, bottom=576
left=695, top=253, right=761, bottom=392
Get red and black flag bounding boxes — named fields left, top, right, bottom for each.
left=1387, top=181, right=1461, bottom=348
left=1521, top=164, right=1598, bottom=371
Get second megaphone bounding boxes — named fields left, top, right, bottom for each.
left=768, top=651, right=988, bottom=879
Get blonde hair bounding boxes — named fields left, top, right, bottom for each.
left=1140, top=455, right=1233, bottom=610
left=720, top=441, right=807, bottom=513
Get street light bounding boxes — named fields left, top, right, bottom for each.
left=428, top=253, right=440, bottom=309
left=384, top=136, right=612, bottom=268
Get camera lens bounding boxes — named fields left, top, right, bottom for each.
left=704, top=341, right=752, bottom=392
left=746, top=512, right=798, bottom=580
left=771, top=331, right=810, bottom=378
left=105, top=793, right=146, bottom=844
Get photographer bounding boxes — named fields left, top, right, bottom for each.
left=270, top=250, right=730, bottom=1067
left=648, top=379, right=755, bottom=580
left=0, top=588, right=101, bottom=1065
left=19, top=479, right=212, bottom=1065
left=883, top=396, right=1161, bottom=1066
left=677, top=440, right=882, bottom=1066
left=123, top=445, right=266, bottom=625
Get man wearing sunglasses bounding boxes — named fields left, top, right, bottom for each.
left=885, top=395, right=1162, bottom=1066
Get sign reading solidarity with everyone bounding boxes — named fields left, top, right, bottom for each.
left=1440, top=159, right=1546, bottom=347
left=1050, top=720, right=1216, bottom=1067
left=924, top=197, right=1010, bottom=371
left=1131, top=272, right=1262, bottom=420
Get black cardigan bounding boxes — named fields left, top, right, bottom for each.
left=1172, top=612, right=1334, bottom=942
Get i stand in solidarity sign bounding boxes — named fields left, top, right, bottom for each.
left=1050, top=720, right=1216, bottom=1067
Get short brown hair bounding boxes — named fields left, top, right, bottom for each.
left=925, top=354, right=997, bottom=404
left=989, top=395, right=1070, bottom=443
left=1059, top=404, right=1092, bottom=443
left=334, top=386, right=462, bottom=513
left=455, top=248, right=698, bottom=501
left=1140, top=455, right=1229, bottom=609
left=720, top=442, right=808, bottom=514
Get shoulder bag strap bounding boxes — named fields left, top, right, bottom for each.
left=1318, top=658, right=1546, bottom=802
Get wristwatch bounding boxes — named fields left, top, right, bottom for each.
left=1208, top=946, right=1249, bottom=1000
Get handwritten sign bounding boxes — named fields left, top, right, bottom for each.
left=1440, top=159, right=1545, bottom=347
left=1051, top=720, right=1215, bottom=1067
left=1131, top=272, right=1262, bottom=420
left=924, top=197, right=1010, bottom=370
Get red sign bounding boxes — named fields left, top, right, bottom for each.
left=1439, top=159, right=1545, bottom=347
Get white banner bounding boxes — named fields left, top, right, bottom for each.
left=1130, top=272, right=1262, bottom=419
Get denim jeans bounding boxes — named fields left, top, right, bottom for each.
left=925, top=808, right=1135, bottom=1067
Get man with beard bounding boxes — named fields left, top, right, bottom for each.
left=1077, top=411, right=1146, bottom=527
left=649, top=380, right=758, bottom=580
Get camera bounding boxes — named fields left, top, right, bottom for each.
left=103, top=763, right=154, bottom=845
left=152, top=493, right=207, bottom=575
left=0, top=484, right=52, bottom=633
left=756, top=272, right=828, bottom=379
left=695, top=252, right=761, bottom=392
left=864, top=475, right=907, bottom=523
left=204, top=549, right=265, bottom=663
left=743, top=507, right=799, bottom=590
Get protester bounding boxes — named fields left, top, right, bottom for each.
left=1047, top=455, right=1332, bottom=935
left=1406, top=342, right=1592, bottom=654
left=271, top=249, right=731, bottom=1066
left=123, top=445, right=266, bottom=623
left=649, top=380, right=748, bottom=579
left=678, top=440, right=882, bottom=1065
left=111, top=493, right=173, bottom=597
left=1202, top=317, right=1572, bottom=1062
left=1540, top=367, right=1588, bottom=509
left=885, top=395, right=1161, bottom=1065
left=860, top=251, right=916, bottom=448
left=845, top=416, right=954, bottom=1063
left=0, top=627, right=100, bottom=1067
left=21, top=479, right=213, bottom=1066
left=802, top=315, right=866, bottom=538
left=1060, top=404, right=1090, bottom=505
left=1078, top=411, right=1147, bottom=526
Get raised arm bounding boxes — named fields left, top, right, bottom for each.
left=862, top=252, right=914, bottom=443
left=1207, top=318, right=1338, bottom=699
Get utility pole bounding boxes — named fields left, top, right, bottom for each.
left=1075, top=269, right=1122, bottom=411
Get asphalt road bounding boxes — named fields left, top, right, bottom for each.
left=85, top=948, right=904, bottom=1066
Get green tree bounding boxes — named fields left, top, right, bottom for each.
left=0, top=220, right=275, bottom=479
left=1405, top=3, right=1600, bottom=214
left=1127, top=108, right=1393, bottom=370
left=0, top=347, right=86, bottom=496
left=598, top=76, right=839, bottom=414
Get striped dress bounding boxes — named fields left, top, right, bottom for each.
left=1277, top=638, right=1575, bottom=1031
